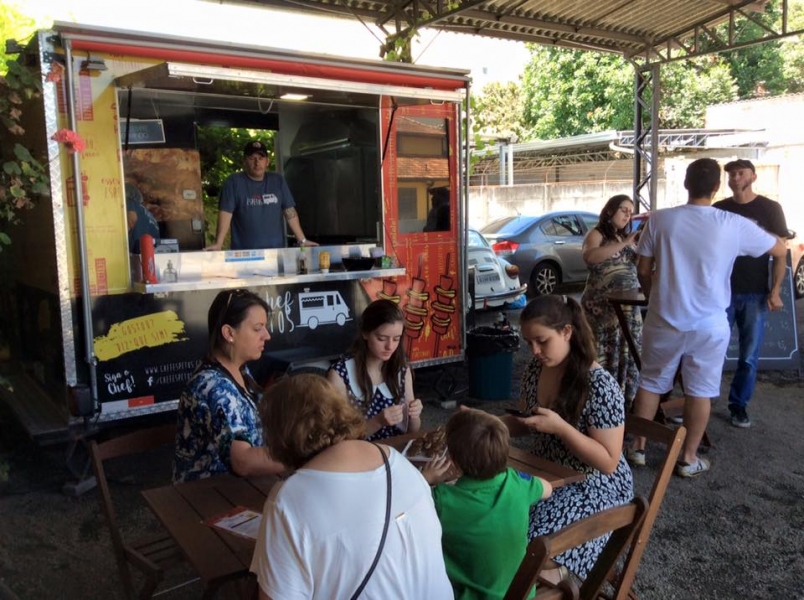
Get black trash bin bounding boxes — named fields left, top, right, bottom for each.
left=466, top=326, right=520, bottom=401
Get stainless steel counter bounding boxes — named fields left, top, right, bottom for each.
left=132, top=267, right=406, bottom=294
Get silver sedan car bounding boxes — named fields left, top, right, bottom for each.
left=481, top=211, right=599, bottom=296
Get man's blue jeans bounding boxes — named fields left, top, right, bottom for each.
left=725, top=293, right=767, bottom=411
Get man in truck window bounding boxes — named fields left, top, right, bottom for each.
left=207, top=140, right=317, bottom=250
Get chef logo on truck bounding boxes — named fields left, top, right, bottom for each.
left=298, top=290, right=351, bottom=330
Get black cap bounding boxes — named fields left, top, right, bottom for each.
left=244, top=141, right=268, bottom=157
left=724, top=159, right=755, bottom=173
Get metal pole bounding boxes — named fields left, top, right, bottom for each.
left=462, top=83, right=471, bottom=355
left=506, top=143, right=514, bottom=186
left=63, top=40, right=99, bottom=408
left=649, top=63, right=660, bottom=210
left=499, top=141, right=507, bottom=185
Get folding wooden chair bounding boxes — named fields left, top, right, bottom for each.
left=504, top=497, right=649, bottom=600
left=88, top=423, right=194, bottom=600
left=601, top=416, right=687, bottom=600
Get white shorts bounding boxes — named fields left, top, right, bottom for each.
left=640, top=318, right=730, bottom=398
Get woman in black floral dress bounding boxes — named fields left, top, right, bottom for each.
left=503, top=295, right=634, bottom=578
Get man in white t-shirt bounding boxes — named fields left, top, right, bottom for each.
left=627, top=158, right=786, bottom=478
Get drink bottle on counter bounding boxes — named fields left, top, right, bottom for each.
left=298, top=246, right=308, bottom=274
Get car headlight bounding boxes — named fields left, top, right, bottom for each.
left=504, top=264, right=519, bottom=278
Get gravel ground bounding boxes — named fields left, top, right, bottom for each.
left=1, top=294, right=803, bottom=600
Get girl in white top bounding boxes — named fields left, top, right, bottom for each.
left=328, top=299, right=424, bottom=440
left=251, top=374, right=452, bottom=600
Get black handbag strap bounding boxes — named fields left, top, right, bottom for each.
left=350, top=443, right=392, bottom=600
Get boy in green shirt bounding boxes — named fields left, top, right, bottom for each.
left=424, top=409, right=553, bottom=600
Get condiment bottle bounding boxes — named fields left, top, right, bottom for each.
left=140, top=234, right=158, bottom=284
left=298, top=246, right=308, bottom=275
left=163, top=260, right=178, bottom=283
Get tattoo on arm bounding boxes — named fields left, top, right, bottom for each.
left=283, top=207, right=298, bottom=220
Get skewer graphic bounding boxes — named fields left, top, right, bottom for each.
left=377, top=278, right=401, bottom=304
left=430, top=253, right=456, bottom=357
left=403, top=255, right=430, bottom=356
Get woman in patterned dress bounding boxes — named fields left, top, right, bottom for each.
left=581, top=194, right=642, bottom=410
left=327, top=299, right=424, bottom=440
left=173, top=289, right=285, bottom=482
left=503, top=295, right=634, bottom=578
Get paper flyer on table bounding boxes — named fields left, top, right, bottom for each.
left=204, top=506, right=262, bottom=540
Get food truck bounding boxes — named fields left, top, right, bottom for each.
left=1, top=22, right=471, bottom=442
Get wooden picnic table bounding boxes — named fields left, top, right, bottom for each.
left=142, top=431, right=584, bottom=596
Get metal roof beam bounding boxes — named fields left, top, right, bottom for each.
left=638, top=0, right=804, bottom=65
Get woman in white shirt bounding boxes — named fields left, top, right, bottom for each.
left=250, top=374, right=451, bottom=600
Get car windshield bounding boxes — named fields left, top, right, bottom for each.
left=481, top=216, right=534, bottom=236
left=467, top=230, right=490, bottom=248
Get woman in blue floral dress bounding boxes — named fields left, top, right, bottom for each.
left=581, top=194, right=642, bottom=410
left=504, top=295, right=634, bottom=578
left=173, top=289, right=285, bottom=482
left=327, top=299, right=424, bottom=440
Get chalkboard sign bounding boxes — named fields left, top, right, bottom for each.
left=723, top=261, right=800, bottom=371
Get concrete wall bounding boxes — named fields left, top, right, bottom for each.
left=468, top=178, right=663, bottom=229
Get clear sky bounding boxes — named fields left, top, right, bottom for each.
left=19, top=0, right=531, bottom=89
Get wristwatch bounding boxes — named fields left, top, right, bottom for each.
left=300, top=238, right=306, bottom=245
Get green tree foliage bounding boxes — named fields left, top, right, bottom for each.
left=780, top=2, right=804, bottom=93
left=472, top=81, right=526, bottom=141
left=709, top=0, right=789, bottom=98
left=0, top=2, right=39, bottom=76
left=659, top=59, right=738, bottom=128
left=519, top=46, right=737, bottom=139
left=520, top=46, right=633, bottom=139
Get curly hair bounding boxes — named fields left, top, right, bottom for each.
left=446, top=408, right=509, bottom=480
left=520, top=295, right=597, bottom=424
left=260, top=374, right=367, bottom=470
left=595, top=194, right=634, bottom=243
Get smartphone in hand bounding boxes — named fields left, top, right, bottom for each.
left=504, top=408, right=531, bottom=418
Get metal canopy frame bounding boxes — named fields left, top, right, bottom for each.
left=226, top=0, right=804, bottom=209
left=228, top=0, right=804, bottom=65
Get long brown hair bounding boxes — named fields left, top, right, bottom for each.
left=595, top=194, right=634, bottom=243
left=350, top=300, right=407, bottom=404
left=260, top=374, right=367, bottom=470
left=520, top=295, right=597, bottom=424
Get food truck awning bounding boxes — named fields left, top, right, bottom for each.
left=226, top=0, right=792, bottom=64
left=114, top=61, right=467, bottom=105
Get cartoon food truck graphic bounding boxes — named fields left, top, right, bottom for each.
left=298, top=290, right=351, bottom=329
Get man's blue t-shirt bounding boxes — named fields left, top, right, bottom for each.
left=219, top=171, right=296, bottom=250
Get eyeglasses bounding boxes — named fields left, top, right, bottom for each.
left=218, top=289, right=252, bottom=328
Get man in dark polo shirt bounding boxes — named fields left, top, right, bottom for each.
left=208, top=140, right=317, bottom=251
left=713, top=159, right=788, bottom=428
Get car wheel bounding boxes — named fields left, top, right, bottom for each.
left=530, top=264, right=559, bottom=296
left=795, top=258, right=804, bottom=299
